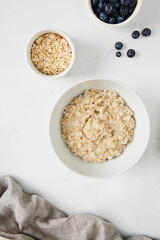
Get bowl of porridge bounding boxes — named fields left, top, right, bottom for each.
left=49, top=79, right=150, bottom=178
left=26, top=29, right=75, bottom=79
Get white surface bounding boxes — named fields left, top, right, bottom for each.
left=50, top=78, right=150, bottom=178
left=0, top=0, right=160, bottom=237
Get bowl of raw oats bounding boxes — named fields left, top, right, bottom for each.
left=49, top=79, right=150, bottom=178
left=26, top=29, right=75, bottom=78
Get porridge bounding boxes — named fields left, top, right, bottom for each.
left=61, top=89, right=136, bottom=163
left=31, top=33, right=72, bottom=75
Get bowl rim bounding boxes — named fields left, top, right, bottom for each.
left=88, top=0, right=143, bottom=27
left=49, top=78, right=150, bottom=179
left=26, top=28, right=76, bottom=79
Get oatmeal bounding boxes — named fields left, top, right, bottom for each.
left=31, top=33, right=72, bottom=75
left=61, top=89, right=136, bottom=163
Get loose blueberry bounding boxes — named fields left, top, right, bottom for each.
left=108, top=0, right=116, bottom=2
left=114, top=0, right=120, bottom=8
left=109, top=16, right=116, bottom=23
left=132, top=30, right=140, bottom=39
left=121, top=0, right=130, bottom=6
left=104, top=3, right=116, bottom=14
left=129, top=0, right=137, bottom=7
left=116, top=15, right=125, bottom=23
left=142, top=28, right=151, bottom=37
left=115, top=41, right=123, bottom=50
left=98, top=0, right=105, bottom=10
left=119, top=6, right=129, bottom=16
left=127, top=49, right=135, bottom=58
left=116, top=51, right=122, bottom=57
left=91, top=0, right=99, bottom=8
left=99, top=12, right=108, bottom=22
left=129, top=7, right=135, bottom=14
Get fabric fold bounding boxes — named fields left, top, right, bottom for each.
left=0, top=177, right=153, bottom=240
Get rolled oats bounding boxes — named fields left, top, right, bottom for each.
left=31, top=33, right=72, bottom=75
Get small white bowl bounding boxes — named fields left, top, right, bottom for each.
left=26, top=29, right=75, bottom=79
left=49, top=79, right=150, bottom=178
left=88, top=0, right=143, bottom=27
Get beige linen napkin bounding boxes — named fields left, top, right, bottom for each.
left=0, top=177, right=153, bottom=240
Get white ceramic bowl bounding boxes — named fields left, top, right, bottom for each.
left=88, top=0, right=143, bottom=27
left=26, top=29, right=75, bottom=79
left=49, top=79, right=150, bottom=178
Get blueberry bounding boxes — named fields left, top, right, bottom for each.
left=91, top=0, right=99, bottom=8
left=103, top=2, right=107, bottom=8
left=116, top=15, right=125, bottom=23
left=113, top=11, right=119, bottom=17
left=132, top=30, right=140, bottom=39
left=93, top=7, right=101, bottom=16
left=116, top=51, right=122, bottom=57
left=125, top=13, right=131, bottom=20
left=119, top=6, right=129, bottom=16
left=114, top=0, right=120, bottom=8
left=99, top=12, right=108, bottom=22
left=127, top=49, right=135, bottom=58
left=115, top=41, right=123, bottom=50
left=108, top=0, right=116, bottom=3
left=109, top=16, right=116, bottom=23
left=104, top=3, right=116, bottom=14
left=129, top=0, right=137, bottom=7
left=142, top=28, right=151, bottom=37
left=129, top=7, right=135, bottom=14
left=98, top=0, right=105, bottom=10
left=121, top=0, right=130, bottom=6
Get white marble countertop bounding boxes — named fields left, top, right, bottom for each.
left=0, top=0, right=160, bottom=237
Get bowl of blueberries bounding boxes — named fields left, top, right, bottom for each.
left=89, top=0, right=142, bottom=26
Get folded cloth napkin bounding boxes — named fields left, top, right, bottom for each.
left=0, top=177, right=152, bottom=240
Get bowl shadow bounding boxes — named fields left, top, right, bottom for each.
left=128, top=97, right=160, bottom=172
left=129, top=0, right=160, bottom=26
left=68, top=38, right=103, bottom=78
